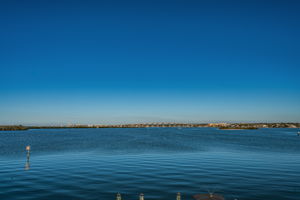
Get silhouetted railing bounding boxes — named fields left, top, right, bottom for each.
left=115, top=192, right=181, bottom=200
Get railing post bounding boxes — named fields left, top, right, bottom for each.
left=176, top=192, right=181, bottom=200
left=139, top=193, right=144, bottom=200
left=116, top=193, right=121, bottom=200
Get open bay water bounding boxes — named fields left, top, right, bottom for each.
left=0, top=128, right=299, bottom=200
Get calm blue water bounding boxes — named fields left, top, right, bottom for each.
left=0, top=128, right=299, bottom=200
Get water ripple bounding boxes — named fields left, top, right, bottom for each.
left=0, top=128, right=300, bottom=200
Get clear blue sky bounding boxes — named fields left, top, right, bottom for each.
left=0, top=0, right=299, bottom=125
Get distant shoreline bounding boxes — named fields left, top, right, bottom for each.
left=219, top=127, right=259, bottom=130
left=0, top=123, right=299, bottom=131
left=220, top=129, right=243, bottom=130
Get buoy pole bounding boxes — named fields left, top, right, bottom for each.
left=25, top=145, right=31, bottom=170
left=26, top=145, right=31, bottom=160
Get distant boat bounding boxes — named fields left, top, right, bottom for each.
left=297, top=132, right=300, bottom=136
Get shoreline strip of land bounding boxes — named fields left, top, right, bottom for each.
left=0, top=123, right=299, bottom=131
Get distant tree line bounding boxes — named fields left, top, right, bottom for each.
left=0, top=125, right=28, bottom=131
